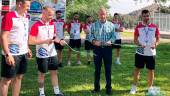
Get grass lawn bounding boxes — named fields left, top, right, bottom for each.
left=1, top=43, right=170, bottom=96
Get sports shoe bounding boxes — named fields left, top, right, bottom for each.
left=77, top=61, right=81, bottom=65
left=55, top=92, right=64, bottom=96
left=115, top=60, right=121, bottom=65
left=39, top=92, right=45, bottom=96
left=67, top=61, right=71, bottom=66
left=130, top=84, right=137, bottom=94
left=58, top=63, right=63, bottom=67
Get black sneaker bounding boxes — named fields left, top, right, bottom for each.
left=91, top=89, right=100, bottom=93
left=55, top=92, right=64, bottom=96
left=87, top=61, right=90, bottom=65
left=58, top=63, right=63, bottom=67
left=106, top=89, right=112, bottom=95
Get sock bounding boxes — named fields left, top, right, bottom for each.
left=116, top=57, right=120, bottom=61
left=39, top=87, right=45, bottom=95
left=54, top=86, right=60, bottom=94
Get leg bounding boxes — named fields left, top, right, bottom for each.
left=103, top=47, right=112, bottom=93
left=57, top=50, right=63, bottom=67
left=49, top=70, right=61, bottom=95
left=86, top=50, right=91, bottom=64
left=93, top=48, right=102, bottom=91
left=11, top=74, right=23, bottom=96
left=38, top=72, right=45, bottom=95
left=49, top=70, right=58, bottom=87
left=133, top=68, right=141, bottom=85
left=147, top=69, right=154, bottom=88
left=67, top=48, right=72, bottom=65
left=77, top=48, right=81, bottom=64
left=0, top=78, right=12, bottom=96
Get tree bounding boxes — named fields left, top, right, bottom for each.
left=66, top=0, right=108, bottom=22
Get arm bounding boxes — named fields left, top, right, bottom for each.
left=1, top=30, right=15, bottom=66
left=29, top=35, right=52, bottom=45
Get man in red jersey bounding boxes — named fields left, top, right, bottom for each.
left=0, top=0, right=32, bottom=96
left=29, top=6, right=65, bottom=96
left=67, top=12, right=83, bottom=66
left=53, top=10, right=67, bottom=67
left=130, top=9, right=160, bottom=94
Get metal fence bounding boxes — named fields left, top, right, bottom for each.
left=151, top=13, right=170, bottom=32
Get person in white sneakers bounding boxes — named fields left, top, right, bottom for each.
left=130, top=9, right=160, bottom=94
left=29, top=6, right=65, bottom=96
left=67, top=12, right=83, bottom=66
left=112, top=13, right=123, bottom=65
left=83, top=15, right=94, bottom=65
left=0, top=0, right=32, bottom=96
left=52, top=10, right=67, bottom=67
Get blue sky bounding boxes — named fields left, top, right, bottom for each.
left=108, top=0, right=170, bottom=15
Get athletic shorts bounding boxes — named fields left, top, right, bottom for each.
left=69, top=39, right=81, bottom=49
left=36, top=56, right=58, bottom=73
left=54, top=42, right=64, bottom=50
left=85, top=40, right=93, bottom=50
left=1, top=54, right=28, bottom=78
left=135, top=53, right=155, bottom=70
left=112, top=39, right=121, bottom=48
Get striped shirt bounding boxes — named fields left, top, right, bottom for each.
left=89, top=20, right=116, bottom=46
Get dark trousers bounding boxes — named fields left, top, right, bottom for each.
left=93, top=46, right=112, bottom=90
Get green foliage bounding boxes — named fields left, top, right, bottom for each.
left=66, top=0, right=109, bottom=22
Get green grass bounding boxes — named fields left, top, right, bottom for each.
left=1, top=43, right=170, bottom=96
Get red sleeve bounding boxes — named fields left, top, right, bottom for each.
left=134, top=26, right=139, bottom=37
left=30, top=23, right=39, bottom=36
left=83, top=24, right=87, bottom=30
left=67, top=23, right=71, bottom=33
left=155, top=26, right=160, bottom=37
left=63, top=22, right=67, bottom=29
left=80, top=23, right=83, bottom=32
left=1, top=13, right=13, bottom=31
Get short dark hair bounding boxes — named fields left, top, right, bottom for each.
left=73, top=12, right=79, bottom=15
left=114, top=13, right=119, bottom=16
left=141, top=10, right=150, bottom=15
left=86, top=15, right=92, bottom=18
left=16, top=0, right=31, bottom=3
left=56, top=10, right=62, bottom=14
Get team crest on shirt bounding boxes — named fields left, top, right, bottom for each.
left=38, top=48, right=48, bottom=56
left=9, top=44, right=19, bottom=54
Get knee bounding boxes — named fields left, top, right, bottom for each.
left=38, top=73, right=45, bottom=79
left=15, top=75, right=23, bottom=80
left=0, top=78, right=11, bottom=85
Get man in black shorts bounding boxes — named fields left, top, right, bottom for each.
left=29, top=6, right=65, bottom=96
left=67, top=12, right=83, bottom=66
left=112, top=13, right=123, bottom=65
left=52, top=10, right=66, bottom=67
left=130, top=10, right=160, bottom=94
left=0, top=0, right=32, bottom=96
left=83, top=15, right=94, bottom=64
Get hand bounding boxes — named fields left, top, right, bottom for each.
left=5, top=55, right=15, bottom=66
left=93, top=40, right=101, bottom=47
left=27, top=48, right=32, bottom=59
left=106, top=41, right=112, bottom=46
left=150, top=43, right=158, bottom=49
left=44, top=39, right=53, bottom=45
left=59, top=40, right=66, bottom=46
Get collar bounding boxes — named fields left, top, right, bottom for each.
left=14, top=11, right=26, bottom=18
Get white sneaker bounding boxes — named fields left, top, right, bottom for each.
left=130, top=84, right=137, bottom=94
left=115, top=60, right=121, bottom=65
left=77, top=61, right=81, bottom=65
left=67, top=61, right=71, bottom=66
